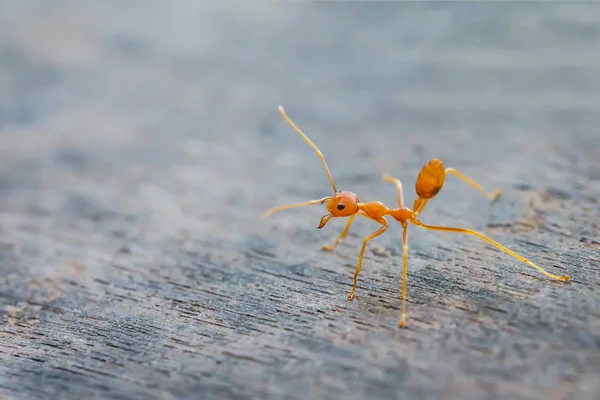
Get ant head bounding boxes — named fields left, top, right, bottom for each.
left=275, top=107, right=359, bottom=230
left=317, top=191, right=360, bottom=229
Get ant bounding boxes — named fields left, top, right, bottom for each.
left=263, top=106, right=571, bottom=328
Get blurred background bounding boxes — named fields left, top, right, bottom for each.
left=1, top=1, right=599, bottom=232
left=1, top=1, right=599, bottom=399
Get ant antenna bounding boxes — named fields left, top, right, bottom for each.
left=278, top=106, right=338, bottom=194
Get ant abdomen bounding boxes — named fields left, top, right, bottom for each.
left=415, top=158, right=446, bottom=199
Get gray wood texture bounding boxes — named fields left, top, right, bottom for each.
left=1, top=2, right=599, bottom=399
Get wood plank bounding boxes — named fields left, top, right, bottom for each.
left=1, top=2, right=599, bottom=399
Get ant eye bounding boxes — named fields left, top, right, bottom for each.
left=337, top=203, right=345, bottom=211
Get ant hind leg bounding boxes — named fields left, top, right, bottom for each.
left=444, top=167, right=502, bottom=201
left=410, top=218, right=570, bottom=282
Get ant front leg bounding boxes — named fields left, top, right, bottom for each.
left=323, top=214, right=357, bottom=252
left=348, top=217, right=389, bottom=300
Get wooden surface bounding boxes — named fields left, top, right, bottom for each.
left=1, top=2, right=599, bottom=399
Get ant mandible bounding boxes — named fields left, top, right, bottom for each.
left=263, top=106, right=571, bottom=328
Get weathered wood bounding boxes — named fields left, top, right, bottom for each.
left=1, top=2, right=599, bottom=399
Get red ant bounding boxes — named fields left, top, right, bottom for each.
left=264, top=106, right=571, bottom=328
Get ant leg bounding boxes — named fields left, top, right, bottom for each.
left=263, top=196, right=332, bottom=218
left=382, top=173, right=404, bottom=208
left=444, top=168, right=502, bottom=201
left=348, top=217, right=389, bottom=300
left=400, top=221, right=409, bottom=328
left=323, top=214, right=357, bottom=251
left=410, top=218, right=570, bottom=282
